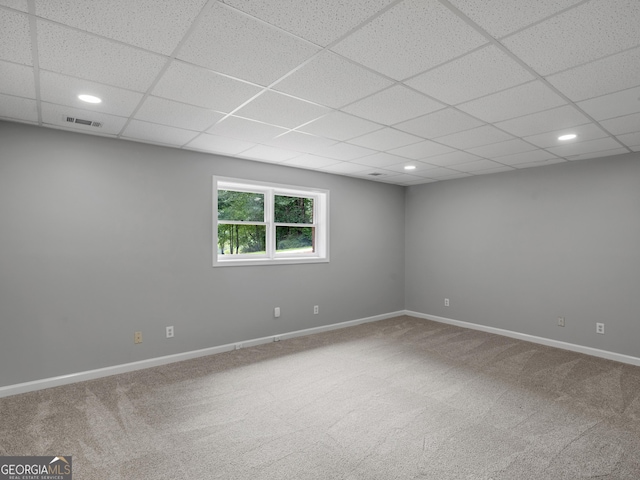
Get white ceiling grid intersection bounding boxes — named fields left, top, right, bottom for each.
left=0, top=0, right=636, bottom=186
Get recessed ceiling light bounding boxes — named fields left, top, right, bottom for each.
left=404, top=165, right=417, bottom=170
left=78, top=94, right=102, bottom=104
left=558, top=134, right=577, bottom=141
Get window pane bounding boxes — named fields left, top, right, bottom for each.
left=276, top=226, right=315, bottom=253
left=274, top=195, right=313, bottom=224
left=218, top=224, right=266, bottom=255
left=218, top=190, right=264, bottom=222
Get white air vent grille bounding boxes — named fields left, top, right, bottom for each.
left=64, top=116, right=102, bottom=128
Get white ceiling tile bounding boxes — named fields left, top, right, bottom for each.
left=0, top=1, right=28, bottom=12
left=453, top=159, right=510, bottom=172
left=265, top=131, right=337, bottom=153
left=565, top=148, right=629, bottom=162
left=41, top=102, right=127, bottom=135
left=135, top=96, right=225, bottom=131
left=208, top=116, right=287, bottom=143
left=425, top=151, right=482, bottom=167
left=186, top=133, right=255, bottom=155
left=331, top=0, right=487, bottom=80
left=502, top=0, right=640, bottom=76
left=434, top=125, right=514, bottom=150
left=382, top=160, right=441, bottom=174
left=577, top=86, right=640, bottom=121
left=546, top=47, right=640, bottom=102
left=471, top=166, right=516, bottom=175
left=523, top=123, right=608, bottom=148
left=318, top=162, right=371, bottom=174
left=0, top=93, right=37, bottom=122
left=349, top=169, right=401, bottom=180
left=298, top=111, right=381, bottom=141
left=387, top=140, right=454, bottom=160
left=467, top=139, right=537, bottom=158
left=375, top=173, right=424, bottom=185
left=493, top=150, right=559, bottom=165
left=513, top=158, right=567, bottom=169
left=546, top=137, right=622, bottom=157
left=348, top=127, right=422, bottom=151
left=177, top=2, right=319, bottom=86
left=352, top=152, right=407, bottom=168
left=404, top=178, right=437, bottom=187
left=394, top=108, right=484, bottom=139
left=235, top=91, right=330, bottom=129
left=418, top=167, right=467, bottom=178
left=240, top=145, right=300, bottom=163
left=448, top=0, right=584, bottom=38
left=440, top=173, right=475, bottom=181
left=406, top=46, right=534, bottom=105
left=0, top=9, right=31, bottom=65
left=282, top=154, right=340, bottom=169
left=273, top=52, right=392, bottom=108
left=0, top=60, right=34, bottom=98
left=39, top=71, right=144, bottom=117
left=35, top=0, right=207, bottom=55
left=457, top=81, right=566, bottom=123
left=221, top=0, right=395, bottom=47
left=617, top=132, right=640, bottom=148
left=37, top=20, right=166, bottom=91
left=342, top=85, right=445, bottom=125
left=600, top=113, right=640, bottom=136
left=152, top=61, right=262, bottom=112
left=314, top=142, right=377, bottom=161
left=121, top=119, right=199, bottom=147
left=494, top=105, right=591, bottom=137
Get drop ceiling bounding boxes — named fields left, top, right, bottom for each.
left=1, top=0, right=639, bottom=186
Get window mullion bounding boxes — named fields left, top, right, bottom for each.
left=266, top=189, right=275, bottom=259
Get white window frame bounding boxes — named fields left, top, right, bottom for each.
left=213, top=176, right=329, bottom=267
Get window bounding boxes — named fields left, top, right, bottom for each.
left=213, top=177, right=329, bottom=266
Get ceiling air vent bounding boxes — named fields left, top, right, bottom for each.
left=368, top=172, right=384, bottom=177
left=64, top=116, right=102, bottom=128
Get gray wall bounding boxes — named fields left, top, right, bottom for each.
left=0, top=121, right=406, bottom=387
left=406, top=152, right=640, bottom=358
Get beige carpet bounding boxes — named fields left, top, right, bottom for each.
left=1, top=315, right=640, bottom=479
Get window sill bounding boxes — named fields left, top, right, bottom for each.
left=213, top=256, right=329, bottom=267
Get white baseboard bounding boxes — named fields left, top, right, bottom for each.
left=405, top=310, right=640, bottom=367
left=0, top=310, right=404, bottom=398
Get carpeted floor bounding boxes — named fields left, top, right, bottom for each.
left=1, top=315, right=640, bottom=479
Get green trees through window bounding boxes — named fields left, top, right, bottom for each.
left=217, top=190, right=266, bottom=255
left=274, top=196, right=314, bottom=254
left=214, top=178, right=328, bottom=266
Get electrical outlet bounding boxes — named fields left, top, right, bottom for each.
left=274, top=307, right=280, bottom=318
left=314, top=305, right=319, bottom=315
left=134, top=331, right=142, bottom=344
left=557, top=317, right=565, bottom=327
left=444, top=298, right=450, bottom=307
left=596, top=322, right=605, bottom=335
left=166, top=326, right=174, bottom=338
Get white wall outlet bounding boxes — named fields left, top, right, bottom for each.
left=166, top=326, right=174, bottom=338
left=596, top=322, right=605, bottom=335
left=134, top=331, right=142, bottom=344
left=274, top=307, right=281, bottom=318
left=314, top=305, right=319, bottom=315
left=557, top=317, right=565, bottom=327
left=444, top=298, right=450, bottom=307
